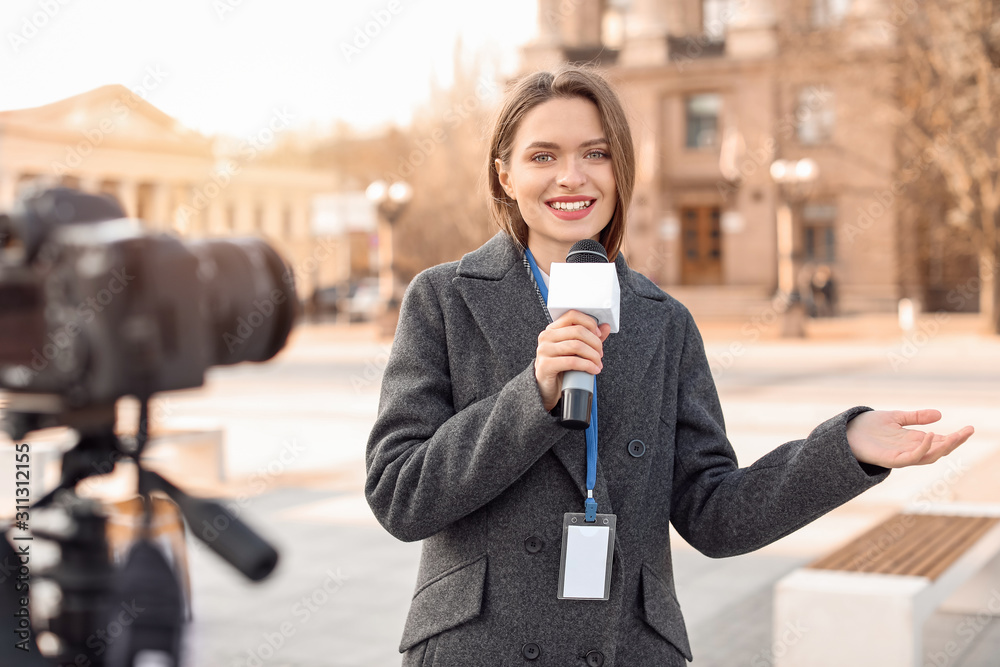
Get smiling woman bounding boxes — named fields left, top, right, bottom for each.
left=494, top=96, right=617, bottom=274
left=365, top=64, right=974, bottom=667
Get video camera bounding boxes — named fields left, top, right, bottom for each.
left=0, top=185, right=298, bottom=666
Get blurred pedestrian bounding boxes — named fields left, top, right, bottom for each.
left=365, top=65, right=974, bottom=666
left=811, top=264, right=837, bottom=317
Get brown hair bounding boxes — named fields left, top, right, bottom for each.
left=487, top=64, right=635, bottom=262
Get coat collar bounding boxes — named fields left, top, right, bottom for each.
left=457, top=232, right=668, bottom=303
left=453, top=232, right=670, bottom=510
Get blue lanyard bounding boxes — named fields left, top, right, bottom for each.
left=526, top=248, right=600, bottom=522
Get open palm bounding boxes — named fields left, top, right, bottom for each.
left=846, top=409, right=974, bottom=469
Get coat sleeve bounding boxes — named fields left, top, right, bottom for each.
left=668, top=308, right=890, bottom=558
left=365, top=270, right=567, bottom=542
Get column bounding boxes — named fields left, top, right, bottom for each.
left=171, top=184, right=192, bottom=235
left=116, top=180, right=139, bottom=218
left=0, top=171, right=18, bottom=209
left=78, top=176, right=102, bottom=193
left=149, top=182, right=172, bottom=231
left=619, top=0, right=670, bottom=66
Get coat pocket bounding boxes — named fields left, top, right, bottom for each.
left=640, top=563, right=693, bottom=661
left=399, top=555, right=488, bottom=653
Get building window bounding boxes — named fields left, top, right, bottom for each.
left=703, top=0, right=737, bottom=40
left=811, top=0, right=852, bottom=28
left=802, top=203, right=837, bottom=263
left=796, top=85, right=835, bottom=145
left=685, top=94, right=721, bottom=149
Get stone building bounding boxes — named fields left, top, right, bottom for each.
left=0, top=85, right=346, bottom=299
left=522, top=0, right=925, bottom=316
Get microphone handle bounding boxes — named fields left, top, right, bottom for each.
left=561, top=369, right=593, bottom=430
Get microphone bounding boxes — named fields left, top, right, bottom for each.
left=547, top=240, right=621, bottom=429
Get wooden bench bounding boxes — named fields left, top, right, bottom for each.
left=773, top=505, right=1000, bottom=667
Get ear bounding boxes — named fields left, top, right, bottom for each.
left=495, top=158, right=515, bottom=200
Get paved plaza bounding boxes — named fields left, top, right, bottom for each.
left=51, top=314, right=1000, bottom=665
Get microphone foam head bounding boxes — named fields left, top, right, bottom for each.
left=566, top=239, right=608, bottom=264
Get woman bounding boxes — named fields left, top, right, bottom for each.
left=365, top=65, right=973, bottom=666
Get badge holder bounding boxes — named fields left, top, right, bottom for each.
left=557, top=512, right=616, bottom=600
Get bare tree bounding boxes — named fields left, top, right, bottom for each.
left=895, top=0, right=1000, bottom=333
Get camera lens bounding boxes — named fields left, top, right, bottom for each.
left=190, top=238, right=297, bottom=367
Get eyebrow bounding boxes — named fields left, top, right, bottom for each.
left=523, top=138, right=609, bottom=151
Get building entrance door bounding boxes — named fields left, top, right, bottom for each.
left=680, top=205, right=723, bottom=285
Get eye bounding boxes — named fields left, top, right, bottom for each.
left=531, top=153, right=554, bottom=163
left=586, top=150, right=609, bottom=160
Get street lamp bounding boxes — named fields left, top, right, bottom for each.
left=769, top=158, right=818, bottom=337
left=366, top=179, right=413, bottom=332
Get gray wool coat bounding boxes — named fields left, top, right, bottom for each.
left=365, top=232, right=889, bottom=667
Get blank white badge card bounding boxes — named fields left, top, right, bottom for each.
left=557, top=513, right=616, bottom=600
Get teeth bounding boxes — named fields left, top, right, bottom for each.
left=549, top=200, right=594, bottom=211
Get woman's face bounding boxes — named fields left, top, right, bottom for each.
left=496, top=96, right=617, bottom=255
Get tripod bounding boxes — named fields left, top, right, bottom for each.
left=1, top=395, right=279, bottom=667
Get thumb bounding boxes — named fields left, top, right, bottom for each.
left=894, top=409, right=942, bottom=427
left=598, top=323, right=611, bottom=341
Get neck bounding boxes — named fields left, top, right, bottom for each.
left=528, top=236, right=599, bottom=274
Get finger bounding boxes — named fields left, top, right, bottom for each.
left=538, top=339, right=604, bottom=371
left=899, top=430, right=935, bottom=467
left=549, top=310, right=602, bottom=337
left=893, top=409, right=942, bottom=427
left=538, top=355, right=603, bottom=379
left=927, top=426, right=975, bottom=461
left=540, top=325, right=605, bottom=356
left=598, top=323, right=611, bottom=342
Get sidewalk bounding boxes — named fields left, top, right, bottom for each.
left=13, top=315, right=996, bottom=666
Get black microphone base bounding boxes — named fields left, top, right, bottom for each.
left=560, top=388, right=592, bottom=430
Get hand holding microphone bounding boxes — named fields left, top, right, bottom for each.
left=535, top=311, right=610, bottom=413
left=533, top=240, right=620, bottom=428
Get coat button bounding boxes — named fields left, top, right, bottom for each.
left=627, top=439, right=646, bottom=457
left=522, top=642, right=540, bottom=660
left=585, top=650, right=604, bottom=666
left=524, top=536, right=543, bottom=554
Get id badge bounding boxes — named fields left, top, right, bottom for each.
left=557, top=512, right=616, bottom=600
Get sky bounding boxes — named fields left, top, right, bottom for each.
left=0, top=0, right=538, bottom=137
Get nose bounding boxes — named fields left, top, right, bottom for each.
left=556, top=156, right=586, bottom=189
